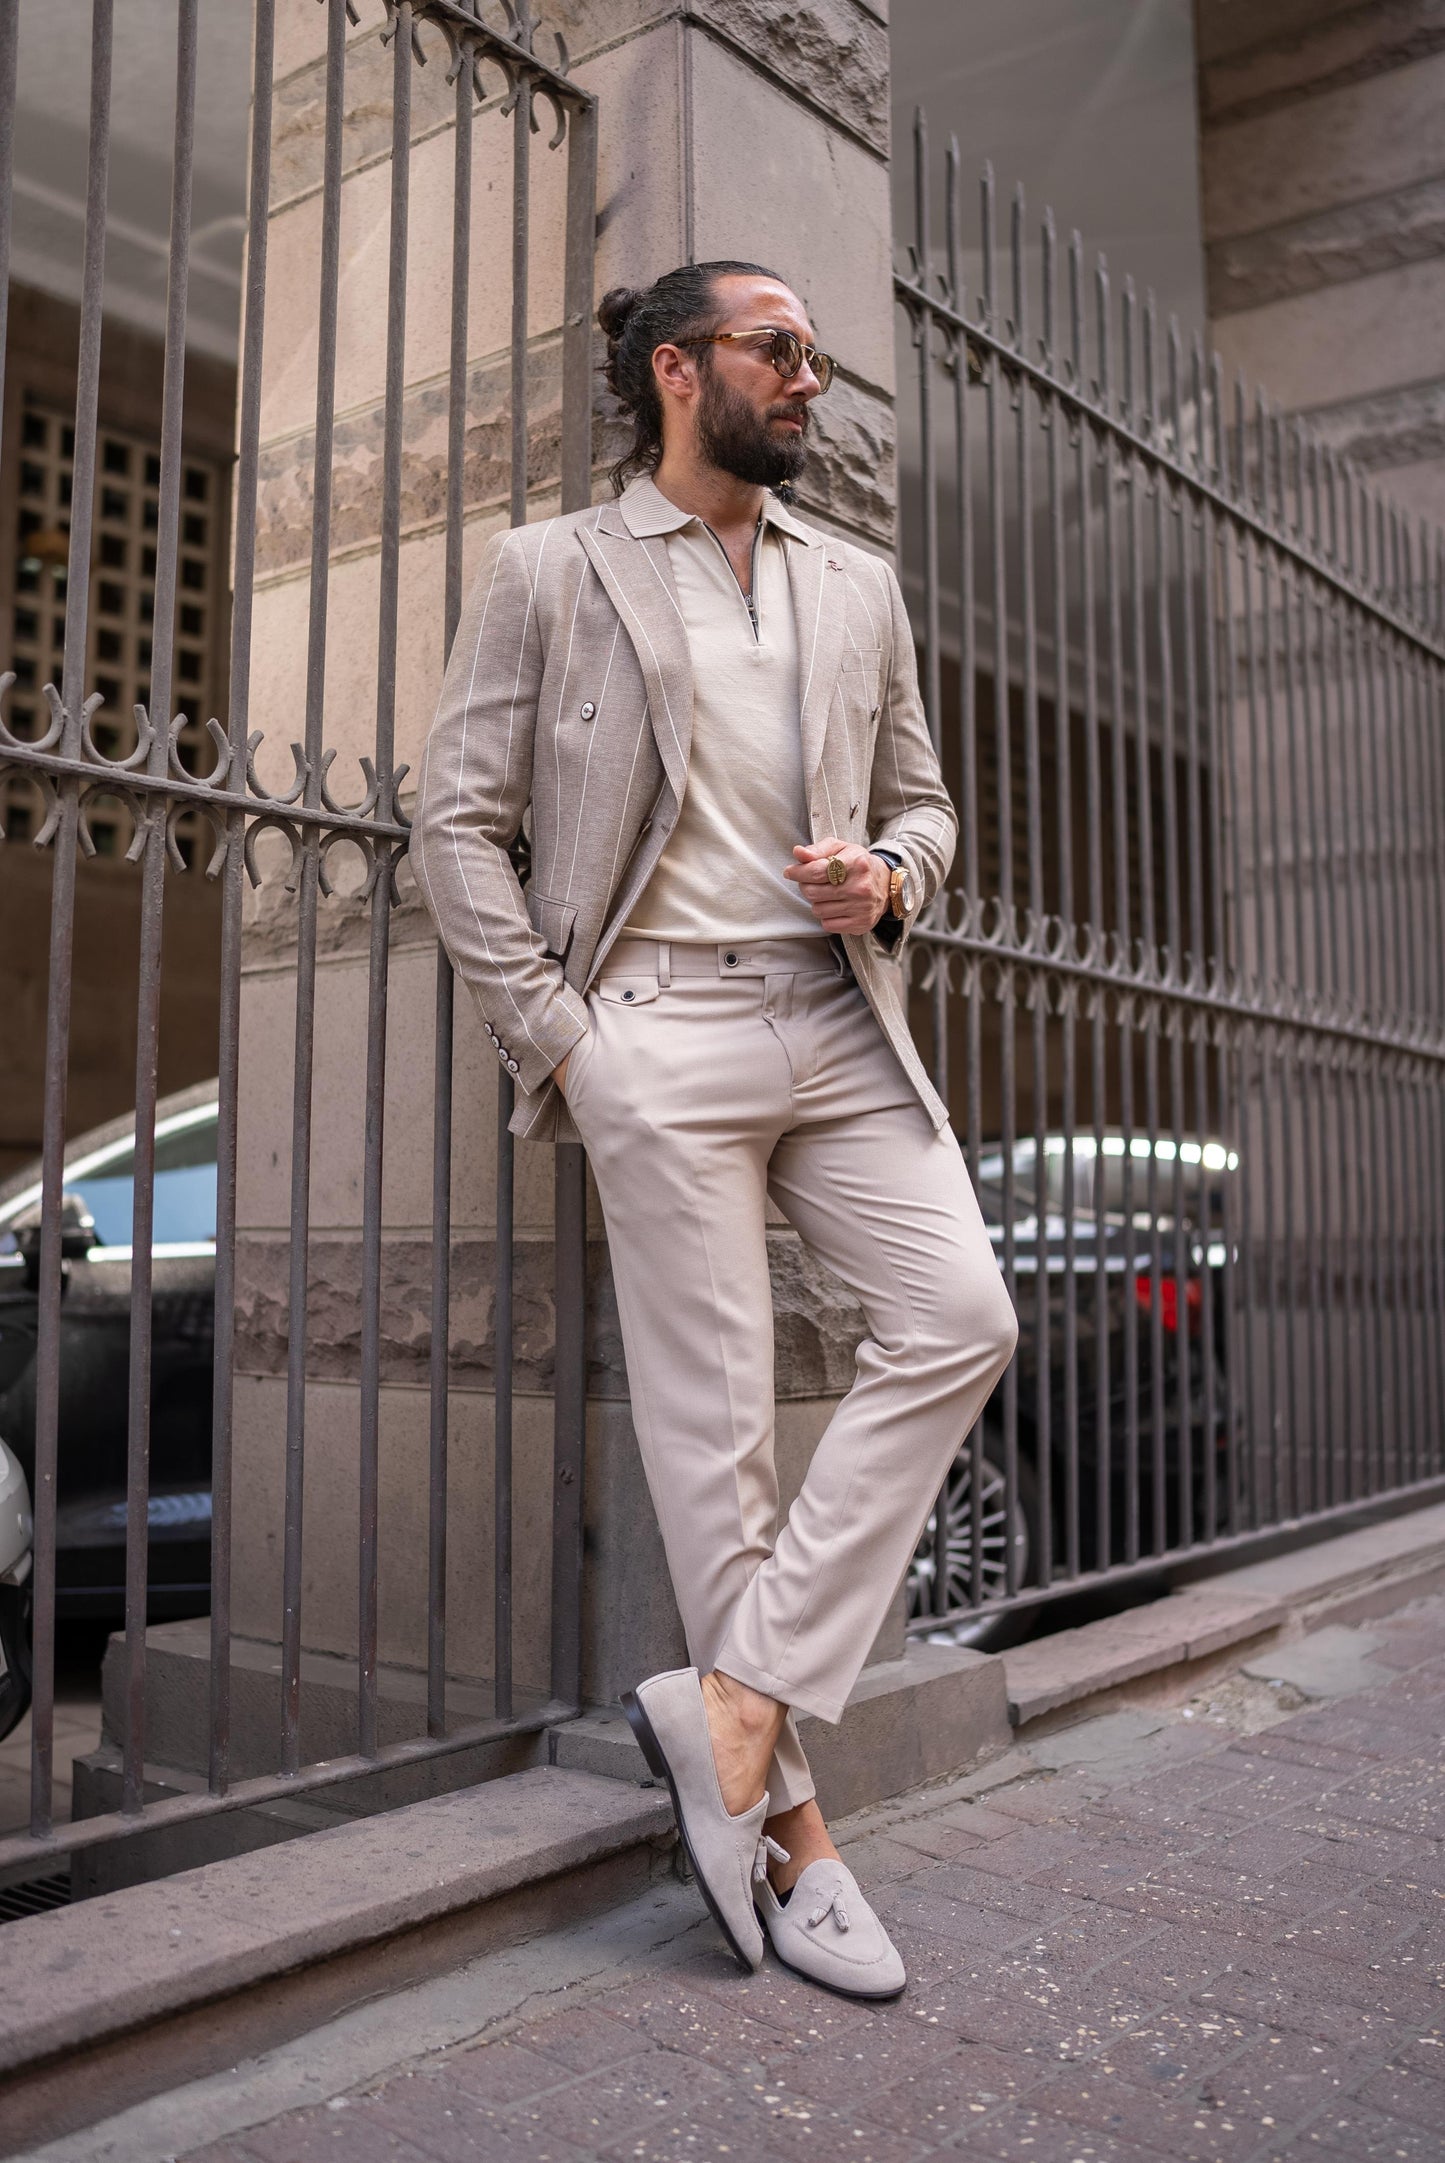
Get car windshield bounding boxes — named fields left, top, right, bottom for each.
left=973, top=1137, right=1236, bottom=1226
left=0, top=1105, right=218, bottom=1256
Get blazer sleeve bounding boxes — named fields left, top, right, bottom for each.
left=409, top=526, right=590, bottom=1094
left=865, top=558, right=958, bottom=958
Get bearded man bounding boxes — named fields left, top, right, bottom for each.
left=411, top=261, right=1018, bottom=1998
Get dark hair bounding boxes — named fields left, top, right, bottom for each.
left=598, top=260, right=786, bottom=494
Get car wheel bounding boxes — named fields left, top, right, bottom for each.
left=907, top=1432, right=1039, bottom=1651
left=0, top=1577, right=33, bottom=1745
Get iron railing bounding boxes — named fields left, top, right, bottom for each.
left=0, top=0, right=596, bottom=1873
left=898, top=111, right=1445, bottom=1635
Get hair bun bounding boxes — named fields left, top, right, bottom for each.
left=597, top=286, right=642, bottom=342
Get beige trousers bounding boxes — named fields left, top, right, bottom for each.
left=562, top=932, right=1019, bottom=1812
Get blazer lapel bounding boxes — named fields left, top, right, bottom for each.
left=577, top=514, right=693, bottom=809
left=790, top=536, right=849, bottom=807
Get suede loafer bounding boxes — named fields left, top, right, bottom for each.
left=755, top=1858, right=906, bottom=1999
left=622, top=1666, right=775, bottom=1972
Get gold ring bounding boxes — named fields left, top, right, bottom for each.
left=825, top=853, right=848, bottom=886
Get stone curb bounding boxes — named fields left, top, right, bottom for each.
left=1002, top=1586, right=1287, bottom=1723
left=1002, top=1498, right=1445, bottom=1726
left=0, top=1766, right=672, bottom=2081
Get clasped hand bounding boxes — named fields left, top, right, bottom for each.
left=783, top=838, right=892, bottom=935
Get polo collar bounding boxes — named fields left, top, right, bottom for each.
left=617, top=472, right=822, bottom=547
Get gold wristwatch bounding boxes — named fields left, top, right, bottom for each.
left=887, top=858, right=917, bottom=919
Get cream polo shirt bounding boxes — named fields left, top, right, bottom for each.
left=621, top=477, right=823, bottom=944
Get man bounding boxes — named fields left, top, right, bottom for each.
left=411, top=260, right=1018, bottom=1998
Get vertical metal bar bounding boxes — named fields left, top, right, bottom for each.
left=1135, top=293, right=1165, bottom=1560
left=121, top=0, right=198, bottom=1817
left=210, top=0, right=275, bottom=1797
left=1255, top=397, right=1286, bottom=1520
left=560, top=99, right=597, bottom=515
left=547, top=91, right=597, bottom=1691
left=1012, top=186, right=1050, bottom=1591
left=550, top=1144, right=587, bottom=1709
left=1099, top=256, right=1133, bottom=1567
left=509, top=74, right=531, bottom=529
left=282, top=0, right=347, bottom=1777
left=494, top=1088, right=514, bottom=1722
left=1158, top=318, right=1188, bottom=1553
left=1073, top=233, right=1108, bottom=1579
left=915, top=111, right=942, bottom=756
left=357, top=0, right=412, bottom=1761
left=428, top=27, right=473, bottom=1747
left=1211, top=376, right=1245, bottom=1540
left=1181, top=338, right=1213, bottom=1537
left=0, top=0, right=16, bottom=430
left=29, top=0, right=114, bottom=1840
left=980, top=163, right=1019, bottom=1596
left=428, top=948, right=454, bottom=1741
left=1205, top=354, right=1244, bottom=1537
left=494, top=63, right=534, bottom=1718
left=1356, top=478, right=1388, bottom=1499
left=1043, top=206, right=1078, bottom=1584
left=1279, top=422, right=1319, bottom=1510
left=946, top=138, right=984, bottom=1616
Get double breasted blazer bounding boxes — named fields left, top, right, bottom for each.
left=409, top=475, right=958, bottom=1145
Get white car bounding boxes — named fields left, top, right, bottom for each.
left=0, top=1435, right=33, bottom=1741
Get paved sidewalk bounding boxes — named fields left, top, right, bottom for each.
left=155, top=1596, right=1445, bottom=2161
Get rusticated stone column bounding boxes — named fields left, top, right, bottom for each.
left=209, top=0, right=899, bottom=1769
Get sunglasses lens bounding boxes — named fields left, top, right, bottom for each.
left=812, top=350, right=834, bottom=391
left=770, top=331, right=803, bottom=378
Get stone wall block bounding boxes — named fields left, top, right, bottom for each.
left=690, top=36, right=894, bottom=398
left=794, top=374, right=895, bottom=546
left=1211, top=254, right=1445, bottom=413
left=1201, top=46, right=1445, bottom=241
left=1207, top=173, right=1445, bottom=315
left=232, top=1223, right=862, bottom=1400
left=255, top=341, right=565, bottom=580
left=1201, top=0, right=1445, bottom=124
left=228, top=1373, right=556, bottom=1684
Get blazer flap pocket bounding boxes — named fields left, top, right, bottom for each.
left=526, top=888, right=578, bottom=959
left=843, top=644, right=883, bottom=677
left=594, top=975, right=660, bottom=1005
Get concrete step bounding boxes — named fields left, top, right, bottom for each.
left=0, top=1765, right=674, bottom=2146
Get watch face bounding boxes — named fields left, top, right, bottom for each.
left=900, top=865, right=918, bottom=913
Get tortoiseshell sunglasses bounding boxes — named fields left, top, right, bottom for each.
left=675, top=326, right=835, bottom=394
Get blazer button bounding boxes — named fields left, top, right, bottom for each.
left=580, top=700, right=596, bottom=721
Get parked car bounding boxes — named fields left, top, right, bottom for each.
left=0, top=1437, right=33, bottom=1742
left=908, top=1130, right=1240, bottom=1640
left=0, top=1082, right=217, bottom=1621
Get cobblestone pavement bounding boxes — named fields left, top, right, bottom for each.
left=177, top=1597, right=1445, bottom=2163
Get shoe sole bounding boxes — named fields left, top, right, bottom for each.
left=621, top=1685, right=758, bottom=1974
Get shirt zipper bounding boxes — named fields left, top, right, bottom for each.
left=699, top=514, right=763, bottom=642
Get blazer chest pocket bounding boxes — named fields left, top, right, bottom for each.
left=526, top=888, right=578, bottom=960
left=842, top=645, right=884, bottom=716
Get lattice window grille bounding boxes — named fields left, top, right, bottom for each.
left=4, top=401, right=220, bottom=871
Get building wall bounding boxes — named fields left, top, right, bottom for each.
left=1197, top=0, right=1445, bottom=529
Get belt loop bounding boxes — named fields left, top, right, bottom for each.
left=657, top=938, right=671, bottom=987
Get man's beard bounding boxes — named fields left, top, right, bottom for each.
left=696, top=369, right=809, bottom=487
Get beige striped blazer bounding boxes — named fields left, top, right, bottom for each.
left=409, top=475, right=957, bottom=1146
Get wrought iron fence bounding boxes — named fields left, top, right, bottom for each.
left=0, top=0, right=596, bottom=1875
left=897, top=111, right=1445, bottom=1636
